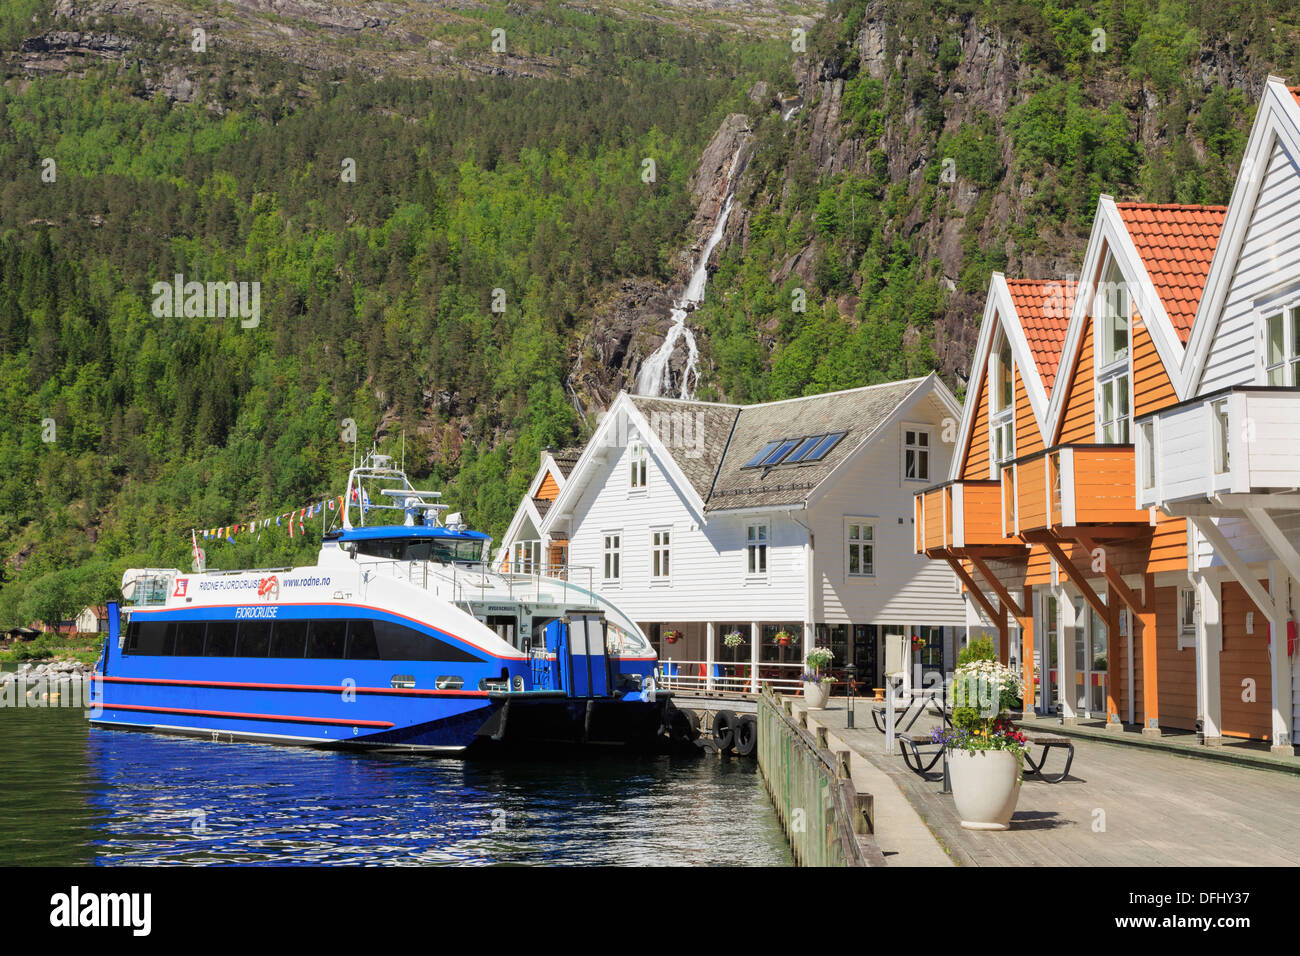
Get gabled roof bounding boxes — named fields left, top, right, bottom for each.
left=1005, top=278, right=1072, bottom=393
left=549, top=447, right=582, bottom=478
left=543, top=376, right=959, bottom=526
left=1114, top=203, right=1227, bottom=344
left=1183, top=76, right=1300, bottom=394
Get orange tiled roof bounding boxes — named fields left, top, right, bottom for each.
left=1005, top=278, right=1072, bottom=393
left=1115, top=203, right=1227, bottom=343
left=1291, top=86, right=1300, bottom=109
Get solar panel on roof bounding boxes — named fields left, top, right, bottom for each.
left=759, top=438, right=801, bottom=466
left=743, top=441, right=782, bottom=469
left=785, top=435, right=827, bottom=464
left=802, top=432, right=847, bottom=462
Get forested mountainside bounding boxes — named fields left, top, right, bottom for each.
left=0, top=0, right=1296, bottom=625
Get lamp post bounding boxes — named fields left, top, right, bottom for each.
left=845, top=663, right=857, bottom=729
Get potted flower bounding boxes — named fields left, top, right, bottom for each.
left=662, top=630, right=681, bottom=645
left=802, top=647, right=834, bottom=709
left=933, top=639, right=1028, bottom=830
left=774, top=629, right=793, bottom=647
left=722, top=630, right=744, bottom=649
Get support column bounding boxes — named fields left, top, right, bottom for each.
left=1267, top=561, right=1294, bottom=754
left=705, top=621, right=715, bottom=692
left=750, top=621, right=760, bottom=694
left=1195, top=571, right=1223, bottom=745
left=1106, top=587, right=1123, bottom=731
left=1139, top=572, right=1160, bottom=737
left=1056, top=585, right=1077, bottom=723
left=1021, top=585, right=1035, bottom=717
left=997, top=602, right=1009, bottom=665
left=803, top=621, right=813, bottom=667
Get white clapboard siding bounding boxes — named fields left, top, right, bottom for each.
left=810, top=391, right=966, bottom=628
left=565, top=434, right=808, bottom=623
left=1201, top=139, right=1300, bottom=393
left=1194, top=510, right=1300, bottom=570
left=1152, top=401, right=1216, bottom=504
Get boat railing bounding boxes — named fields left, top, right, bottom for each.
left=360, top=558, right=597, bottom=607
left=657, top=659, right=803, bottom=695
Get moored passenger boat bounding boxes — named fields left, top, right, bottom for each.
left=90, top=453, right=666, bottom=752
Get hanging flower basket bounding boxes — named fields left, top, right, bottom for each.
left=774, top=630, right=793, bottom=647
left=663, top=630, right=681, bottom=645
left=723, top=630, right=744, bottom=648
left=911, top=635, right=926, bottom=649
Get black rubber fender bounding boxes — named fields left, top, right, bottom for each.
left=712, top=709, right=737, bottom=751
left=734, top=714, right=757, bottom=756
left=680, top=708, right=700, bottom=741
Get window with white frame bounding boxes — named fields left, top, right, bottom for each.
left=903, top=427, right=930, bottom=481
left=603, top=532, right=622, bottom=582
left=1138, top=420, right=1156, bottom=493
left=1096, top=258, right=1132, bottom=444
left=1178, top=587, right=1196, bottom=650
left=629, top=440, right=647, bottom=491
left=846, top=521, right=874, bottom=576
left=651, top=528, right=671, bottom=580
left=746, top=523, right=768, bottom=576
left=1211, top=399, right=1230, bottom=475
left=1263, top=306, right=1300, bottom=385
left=513, top=540, right=541, bottom=574
left=989, top=332, right=1015, bottom=471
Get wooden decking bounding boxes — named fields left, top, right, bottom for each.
left=797, top=698, right=1300, bottom=867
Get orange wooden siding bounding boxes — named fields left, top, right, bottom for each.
left=1152, top=586, right=1197, bottom=731
left=963, top=371, right=992, bottom=480
left=962, top=482, right=1007, bottom=545
left=537, top=472, right=561, bottom=500
left=1056, top=321, right=1095, bottom=444
left=1218, top=581, right=1275, bottom=740
left=1131, top=314, right=1178, bottom=419
left=1025, top=544, right=1053, bottom=586
left=1013, top=455, right=1049, bottom=532
left=1071, top=447, right=1147, bottom=524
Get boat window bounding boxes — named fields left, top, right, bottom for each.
left=374, top=619, right=482, bottom=663
left=174, top=621, right=206, bottom=656
left=126, top=620, right=175, bottom=655
left=345, top=619, right=380, bottom=659
left=269, top=620, right=308, bottom=658
left=436, top=676, right=464, bottom=690
left=306, top=619, right=348, bottom=658
left=204, top=621, right=238, bottom=657
left=354, top=536, right=485, bottom=564
left=236, top=621, right=272, bottom=657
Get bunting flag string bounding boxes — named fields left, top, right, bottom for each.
left=189, top=494, right=346, bottom=545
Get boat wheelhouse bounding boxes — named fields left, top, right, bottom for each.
left=91, top=453, right=665, bottom=751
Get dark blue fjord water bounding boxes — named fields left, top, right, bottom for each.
left=0, top=705, right=791, bottom=866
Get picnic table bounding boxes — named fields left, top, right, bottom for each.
left=895, top=727, right=1076, bottom=783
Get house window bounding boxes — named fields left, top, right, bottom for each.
left=1138, top=421, right=1156, bottom=493
left=746, top=524, right=768, bottom=576
left=1096, top=258, right=1131, bottom=444
left=629, top=441, right=647, bottom=490
left=846, top=522, right=874, bottom=576
left=513, top=540, right=541, bottom=574
left=651, top=529, right=671, bottom=580
left=603, top=533, right=622, bottom=582
left=989, top=333, right=1014, bottom=471
left=1211, top=400, right=1231, bottom=475
left=1178, top=588, right=1197, bottom=650
left=903, top=428, right=930, bottom=481
left=1264, top=307, right=1300, bottom=385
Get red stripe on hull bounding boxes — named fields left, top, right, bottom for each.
left=92, top=701, right=396, bottom=728
left=93, top=675, right=490, bottom=697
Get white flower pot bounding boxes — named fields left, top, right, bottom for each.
left=803, top=681, right=830, bottom=709
left=947, top=749, right=1022, bottom=830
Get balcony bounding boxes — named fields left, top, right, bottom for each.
left=1005, top=444, right=1149, bottom=538
left=1138, top=387, right=1300, bottom=510
left=914, top=479, right=1021, bottom=557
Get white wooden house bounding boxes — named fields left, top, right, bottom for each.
left=1138, top=76, right=1300, bottom=752
left=498, top=375, right=967, bottom=691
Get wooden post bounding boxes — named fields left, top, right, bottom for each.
left=1196, top=571, right=1223, bottom=745
left=1267, top=561, right=1294, bottom=754
left=750, top=621, right=760, bottom=694
left=706, top=621, right=715, bottom=692
left=997, top=601, right=1009, bottom=665
left=1106, top=585, right=1123, bottom=730
left=1056, top=585, right=1077, bottom=722
left=1139, top=572, right=1160, bottom=736
left=1021, top=584, right=1035, bottom=717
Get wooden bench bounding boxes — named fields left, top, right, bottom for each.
left=1021, top=731, right=1075, bottom=783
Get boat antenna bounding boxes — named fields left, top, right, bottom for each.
left=401, top=429, right=405, bottom=474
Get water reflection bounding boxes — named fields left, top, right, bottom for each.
left=1, top=706, right=790, bottom=866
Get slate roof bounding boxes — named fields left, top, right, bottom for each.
left=1115, top=203, right=1227, bottom=344
left=1005, top=278, right=1073, bottom=394
left=626, top=396, right=740, bottom=502
left=550, top=446, right=583, bottom=478
left=532, top=496, right=552, bottom=519
left=629, top=379, right=926, bottom=513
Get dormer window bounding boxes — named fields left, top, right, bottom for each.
left=989, top=332, right=1014, bottom=469
left=1096, top=258, right=1131, bottom=444
left=1263, top=307, right=1300, bottom=385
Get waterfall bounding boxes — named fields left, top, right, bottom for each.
left=637, top=145, right=743, bottom=400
